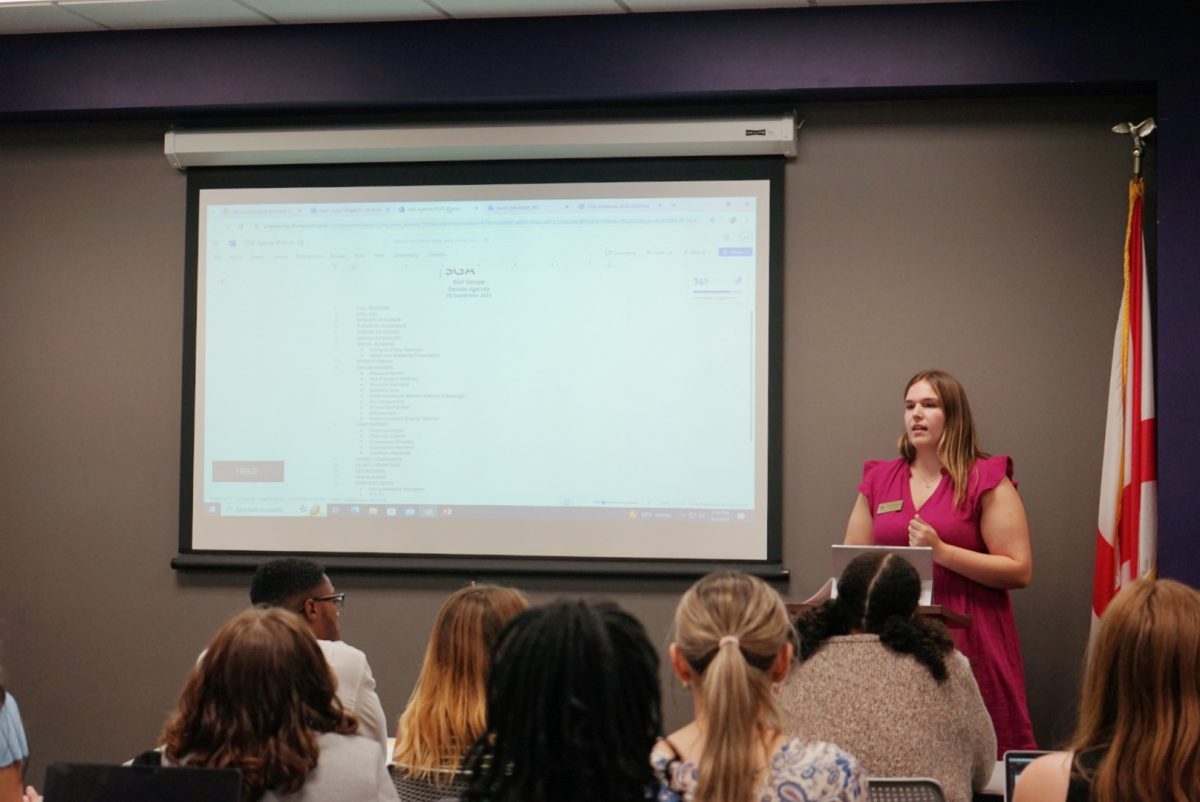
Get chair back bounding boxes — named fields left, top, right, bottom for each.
left=44, top=762, right=242, bottom=802
left=390, top=764, right=470, bottom=802
left=867, top=777, right=947, bottom=802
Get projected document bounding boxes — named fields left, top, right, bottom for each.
left=190, top=177, right=773, bottom=560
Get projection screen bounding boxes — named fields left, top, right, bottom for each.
left=177, top=159, right=783, bottom=574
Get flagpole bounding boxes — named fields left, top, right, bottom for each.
left=1094, top=120, right=1158, bottom=626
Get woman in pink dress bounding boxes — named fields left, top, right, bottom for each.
left=844, top=369, right=1036, bottom=755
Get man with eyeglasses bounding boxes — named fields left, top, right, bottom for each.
left=248, top=558, right=388, bottom=756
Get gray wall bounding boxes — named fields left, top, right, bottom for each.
left=0, top=94, right=1142, bottom=782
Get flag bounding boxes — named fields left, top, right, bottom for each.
left=1093, top=177, right=1156, bottom=622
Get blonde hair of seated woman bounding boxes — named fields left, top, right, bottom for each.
left=666, top=571, right=796, bottom=802
left=394, top=584, right=527, bottom=783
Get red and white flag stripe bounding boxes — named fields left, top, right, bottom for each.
left=1093, top=177, right=1156, bottom=623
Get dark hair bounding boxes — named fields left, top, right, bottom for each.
left=796, top=552, right=953, bottom=682
left=162, top=607, right=357, bottom=802
left=249, top=558, right=326, bottom=609
left=461, top=600, right=662, bottom=802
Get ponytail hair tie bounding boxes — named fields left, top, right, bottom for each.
left=718, top=635, right=740, bottom=648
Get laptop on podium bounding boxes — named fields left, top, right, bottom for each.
left=831, top=544, right=934, bottom=604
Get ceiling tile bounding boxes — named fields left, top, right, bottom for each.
left=58, top=0, right=270, bottom=30
left=435, top=0, right=624, bottom=19
left=623, top=0, right=809, bottom=10
left=241, top=0, right=445, bottom=24
left=808, top=0, right=947, bottom=5
left=0, top=4, right=107, bottom=34
left=0, top=0, right=991, bottom=35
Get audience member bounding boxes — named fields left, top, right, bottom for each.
left=654, top=571, right=866, bottom=802
left=781, top=552, right=994, bottom=802
left=1013, top=578, right=1199, bottom=802
left=249, top=558, right=388, bottom=754
left=0, top=670, right=39, bottom=802
left=461, top=599, right=662, bottom=802
left=163, top=607, right=397, bottom=802
left=393, top=584, right=527, bottom=791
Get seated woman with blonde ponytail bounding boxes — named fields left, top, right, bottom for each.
left=653, top=571, right=867, bottom=802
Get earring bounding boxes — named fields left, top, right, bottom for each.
left=772, top=682, right=781, bottom=695
left=682, top=680, right=691, bottom=691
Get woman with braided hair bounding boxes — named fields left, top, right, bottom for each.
left=780, top=552, right=995, bottom=802
left=461, top=599, right=664, bottom=802
left=653, top=571, right=866, bottom=802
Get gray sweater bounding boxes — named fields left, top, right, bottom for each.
left=779, top=634, right=995, bottom=802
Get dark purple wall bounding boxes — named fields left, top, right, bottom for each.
left=1, top=2, right=1196, bottom=583
left=0, top=5, right=1178, bottom=115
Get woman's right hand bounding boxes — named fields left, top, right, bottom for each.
left=22, top=786, right=41, bottom=802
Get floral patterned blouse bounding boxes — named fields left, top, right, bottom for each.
left=651, top=736, right=867, bottom=802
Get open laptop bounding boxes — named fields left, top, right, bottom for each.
left=1003, top=750, right=1051, bottom=801
left=44, top=762, right=242, bottom=802
left=830, top=544, right=934, bottom=604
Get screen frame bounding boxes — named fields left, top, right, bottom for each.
left=175, top=157, right=786, bottom=578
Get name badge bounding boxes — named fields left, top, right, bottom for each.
left=876, top=500, right=903, bottom=514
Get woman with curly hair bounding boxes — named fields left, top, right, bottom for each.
left=1013, top=578, right=1199, bottom=802
left=654, top=571, right=866, bottom=802
left=781, top=552, right=995, bottom=802
left=162, top=607, right=397, bottom=802
left=393, top=584, right=527, bottom=793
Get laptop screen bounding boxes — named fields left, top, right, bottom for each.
left=831, top=545, right=934, bottom=604
left=45, top=762, right=242, bottom=802
left=1003, top=750, right=1050, bottom=801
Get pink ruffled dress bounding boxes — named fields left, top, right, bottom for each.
left=858, top=455, right=1037, bottom=756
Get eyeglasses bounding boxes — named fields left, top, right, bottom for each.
left=307, top=592, right=346, bottom=612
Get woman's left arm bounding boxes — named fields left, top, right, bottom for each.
left=909, top=477, right=1032, bottom=590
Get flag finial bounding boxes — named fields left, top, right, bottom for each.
left=1112, top=118, right=1156, bottom=177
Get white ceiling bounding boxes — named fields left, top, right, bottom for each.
left=0, top=0, right=988, bottom=36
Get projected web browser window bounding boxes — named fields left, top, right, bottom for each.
left=188, top=176, right=775, bottom=562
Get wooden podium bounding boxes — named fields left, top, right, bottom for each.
left=785, top=602, right=971, bottom=629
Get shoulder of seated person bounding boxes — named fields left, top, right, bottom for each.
left=317, top=638, right=368, bottom=658
left=1012, top=752, right=1072, bottom=802
left=947, top=649, right=973, bottom=671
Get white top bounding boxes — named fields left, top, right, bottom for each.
left=170, top=731, right=397, bottom=802
left=260, top=731, right=397, bottom=802
left=317, top=639, right=389, bottom=758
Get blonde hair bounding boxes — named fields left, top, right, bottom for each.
left=1069, top=578, right=1200, bottom=802
left=673, top=571, right=792, bottom=802
left=394, top=584, right=528, bottom=781
left=898, top=369, right=988, bottom=507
